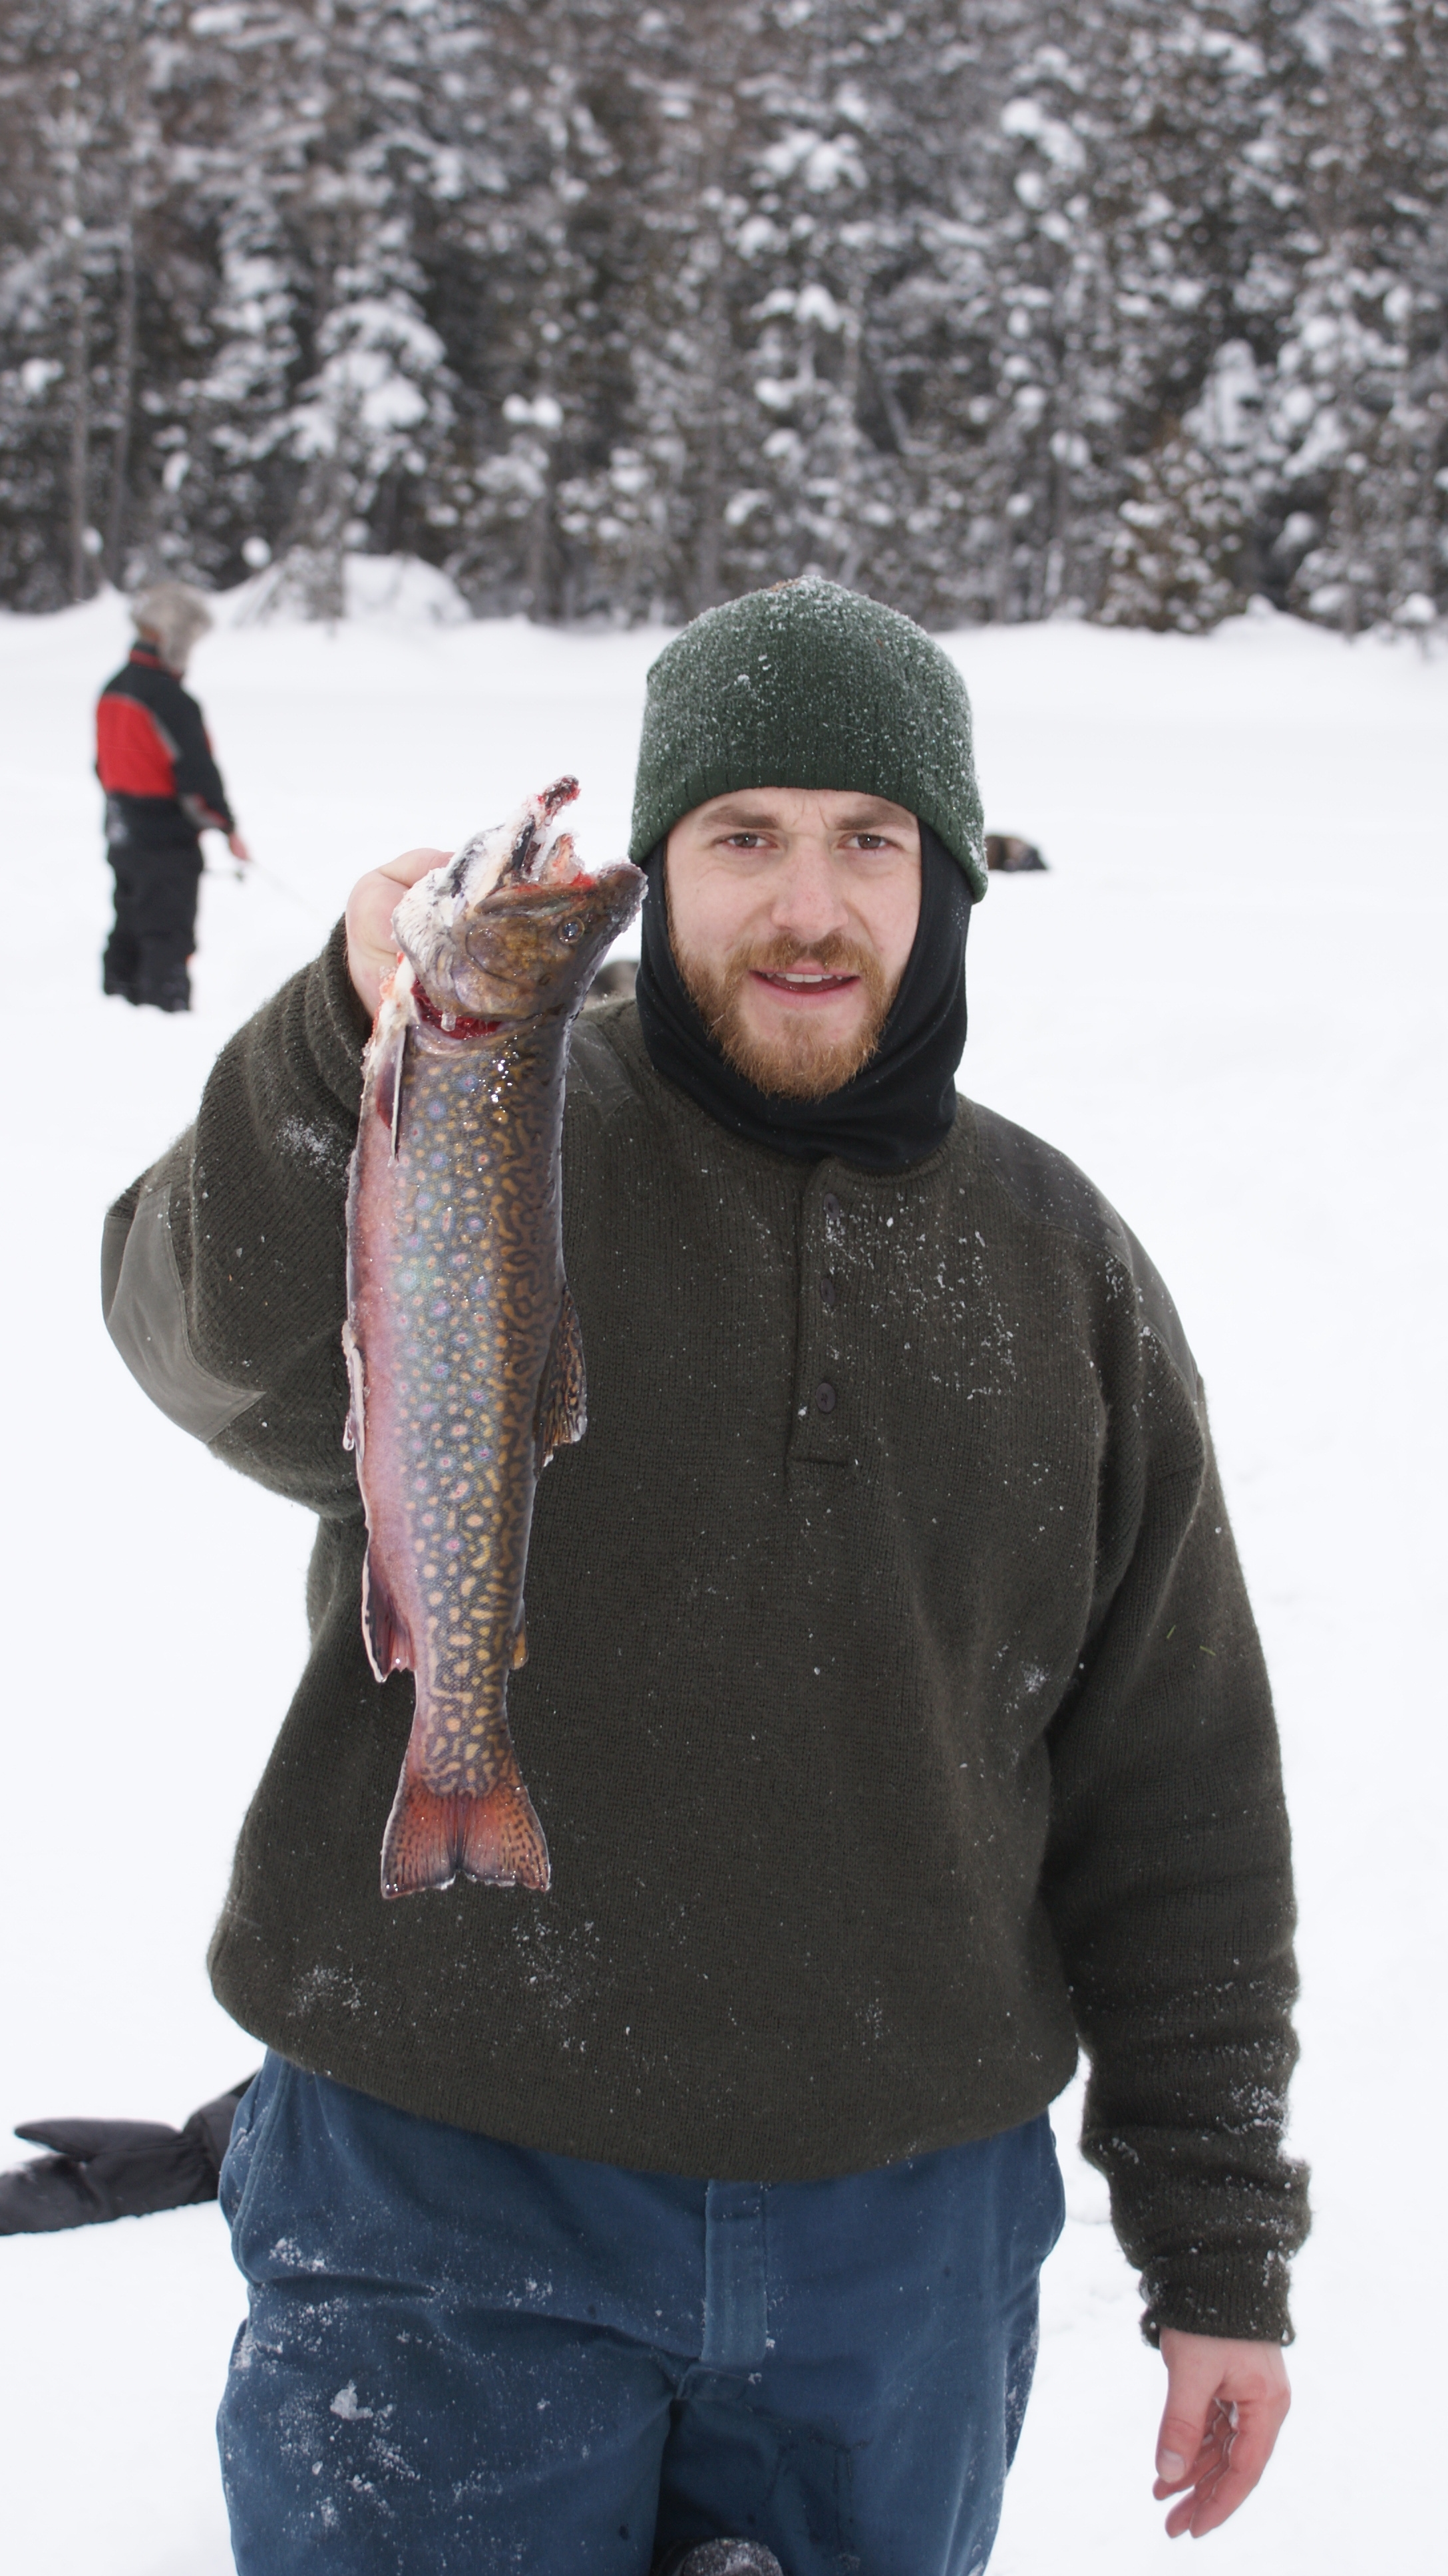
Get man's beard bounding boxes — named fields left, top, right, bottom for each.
left=671, top=919, right=896, bottom=1101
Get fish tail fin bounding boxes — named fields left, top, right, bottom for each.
left=460, top=1772, right=550, bottom=1893
left=381, top=1761, right=550, bottom=1899
left=380, top=1767, right=460, bottom=1899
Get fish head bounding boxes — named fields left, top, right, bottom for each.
left=394, top=858, right=645, bottom=1026
left=392, top=778, right=645, bottom=1026
left=457, top=864, right=647, bottom=1023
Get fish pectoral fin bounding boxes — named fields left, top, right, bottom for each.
left=536, top=1282, right=587, bottom=1466
left=381, top=1760, right=550, bottom=1899
left=361, top=1551, right=412, bottom=1683
left=511, top=1621, right=528, bottom=1671
left=371, top=1016, right=407, bottom=1157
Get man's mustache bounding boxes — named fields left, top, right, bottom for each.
left=721, top=931, right=887, bottom=990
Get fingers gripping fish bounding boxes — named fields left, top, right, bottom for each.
left=343, top=778, right=645, bottom=1899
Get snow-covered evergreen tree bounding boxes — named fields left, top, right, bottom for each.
left=1, top=0, right=1443, bottom=629
left=1097, top=426, right=1248, bottom=631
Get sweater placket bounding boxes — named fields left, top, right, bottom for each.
left=787, top=1170, right=855, bottom=1470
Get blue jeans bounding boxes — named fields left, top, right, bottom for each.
left=218, top=2055, right=1063, bottom=2575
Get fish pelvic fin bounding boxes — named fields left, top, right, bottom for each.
left=361, top=1551, right=411, bottom=1683
left=536, top=1281, right=588, bottom=1467
left=511, top=1621, right=528, bottom=1671
left=381, top=1761, right=550, bottom=1899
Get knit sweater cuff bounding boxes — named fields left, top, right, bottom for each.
left=304, top=916, right=373, bottom=1117
left=1140, top=2245, right=1295, bottom=2348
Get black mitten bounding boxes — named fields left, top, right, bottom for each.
left=0, top=2077, right=258, bottom=2234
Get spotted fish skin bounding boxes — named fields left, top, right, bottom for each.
left=344, top=788, right=643, bottom=1900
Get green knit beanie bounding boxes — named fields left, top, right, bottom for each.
left=629, top=577, right=988, bottom=899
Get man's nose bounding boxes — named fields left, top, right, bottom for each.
left=769, top=844, right=848, bottom=944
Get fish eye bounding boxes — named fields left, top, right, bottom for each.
left=558, top=919, right=581, bottom=943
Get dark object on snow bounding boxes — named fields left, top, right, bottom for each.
left=0, top=2076, right=255, bottom=2235
left=985, top=832, right=1047, bottom=872
left=653, top=2547, right=785, bottom=2575
left=585, top=956, right=637, bottom=1007
left=985, top=832, right=1047, bottom=873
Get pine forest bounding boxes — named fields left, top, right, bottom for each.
left=1, top=0, right=1445, bottom=635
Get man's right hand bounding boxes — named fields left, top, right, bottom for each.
left=346, top=847, right=450, bottom=1019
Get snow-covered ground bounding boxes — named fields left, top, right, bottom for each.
left=1, top=572, right=1443, bottom=2575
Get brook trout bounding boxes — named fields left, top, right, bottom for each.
left=343, top=778, right=645, bottom=1899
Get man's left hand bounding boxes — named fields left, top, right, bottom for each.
left=1154, top=2329, right=1291, bottom=2538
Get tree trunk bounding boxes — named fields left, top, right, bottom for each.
left=692, top=258, right=725, bottom=618
left=104, top=7, right=145, bottom=587
left=56, top=96, right=92, bottom=604
left=68, top=269, right=92, bottom=599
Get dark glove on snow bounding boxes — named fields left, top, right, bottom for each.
left=0, top=2076, right=258, bottom=2234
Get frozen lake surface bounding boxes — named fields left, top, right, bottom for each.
left=1, top=575, right=1443, bottom=2573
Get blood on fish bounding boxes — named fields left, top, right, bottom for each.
left=412, top=987, right=503, bottom=1042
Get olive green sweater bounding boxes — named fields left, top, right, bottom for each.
left=103, top=924, right=1307, bottom=2342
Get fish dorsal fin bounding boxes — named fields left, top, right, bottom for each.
left=536, top=1282, right=587, bottom=1466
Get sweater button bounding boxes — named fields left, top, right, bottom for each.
left=814, top=1380, right=837, bottom=1414
left=822, top=1190, right=842, bottom=1219
left=819, top=1273, right=837, bottom=1310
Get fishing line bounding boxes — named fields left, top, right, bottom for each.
left=204, top=857, right=332, bottom=926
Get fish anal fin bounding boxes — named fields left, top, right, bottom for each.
left=536, top=1283, right=587, bottom=1466
left=511, top=1621, right=528, bottom=1671
left=380, top=1762, right=550, bottom=1898
left=460, top=1773, right=550, bottom=1892
left=361, top=1551, right=411, bottom=1683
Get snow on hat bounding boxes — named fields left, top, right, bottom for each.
left=131, top=581, right=214, bottom=671
left=628, top=576, right=988, bottom=899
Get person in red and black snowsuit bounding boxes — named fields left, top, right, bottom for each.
left=96, top=582, right=251, bottom=1011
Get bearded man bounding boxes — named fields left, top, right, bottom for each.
left=102, top=578, right=1307, bottom=2575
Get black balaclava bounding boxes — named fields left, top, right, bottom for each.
left=633, top=822, right=971, bottom=1174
